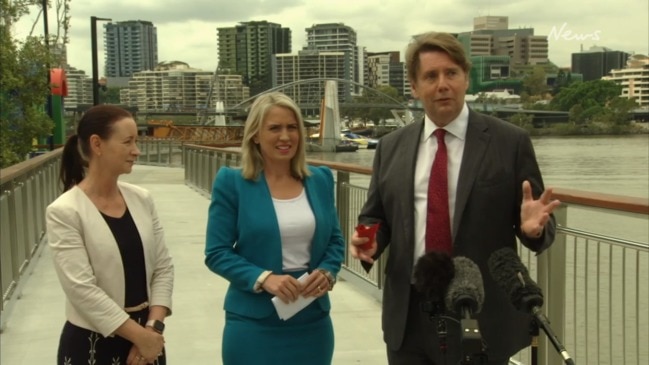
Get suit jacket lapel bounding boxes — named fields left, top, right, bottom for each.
left=453, top=110, right=490, bottom=240
left=400, top=121, right=425, bottom=253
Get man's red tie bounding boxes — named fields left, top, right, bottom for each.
left=425, top=129, right=452, bottom=254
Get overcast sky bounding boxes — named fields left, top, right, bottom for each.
left=14, top=0, right=649, bottom=77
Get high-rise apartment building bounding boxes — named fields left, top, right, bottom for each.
left=63, top=66, right=93, bottom=109
left=121, top=61, right=248, bottom=111
left=602, top=54, right=648, bottom=108
left=366, top=51, right=409, bottom=97
left=217, top=21, right=291, bottom=95
left=571, top=46, right=630, bottom=81
left=304, top=23, right=362, bottom=97
left=104, top=20, right=158, bottom=86
left=456, top=16, right=549, bottom=66
left=473, top=16, right=508, bottom=30
left=273, top=50, right=349, bottom=108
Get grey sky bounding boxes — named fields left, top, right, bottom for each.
left=15, top=0, right=649, bottom=78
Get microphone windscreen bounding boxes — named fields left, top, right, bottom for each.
left=413, top=251, right=454, bottom=302
left=488, top=247, right=543, bottom=312
left=444, top=256, right=485, bottom=315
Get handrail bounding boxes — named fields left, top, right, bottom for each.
left=183, top=144, right=649, bottom=215
left=552, top=188, right=649, bottom=215
left=1, top=149, right=62, bottom=330
left=0, top=149, right=63, bottom=185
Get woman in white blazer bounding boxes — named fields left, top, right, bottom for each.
left=46, top=105, right=174, bottom=365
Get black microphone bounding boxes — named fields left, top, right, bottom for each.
left=488, top=247, right=576, bottom=365
left=413, top=251, right=454, bottom=355
left=444, top=257, right=485, bottom=359
left=413, top=251, right=454, bottom=315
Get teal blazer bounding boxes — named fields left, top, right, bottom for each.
left=205, top=165, right=345, bottom=318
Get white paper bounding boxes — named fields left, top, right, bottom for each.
left=271, top=272, right=316, bottom=320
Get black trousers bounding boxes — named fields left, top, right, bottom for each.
left=386, top=285, right=509, bottom=365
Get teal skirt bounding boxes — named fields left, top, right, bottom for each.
left=221, top=277, right=334, bottom=365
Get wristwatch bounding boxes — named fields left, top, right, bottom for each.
left=145, top=319, right=165, bottom=334
left=316, top=269, right=336, bottom=291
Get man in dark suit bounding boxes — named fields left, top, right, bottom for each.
left=350, top=32, right=561, bottom=365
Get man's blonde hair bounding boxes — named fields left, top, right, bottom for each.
left=405, top=32, right=472, bottom=82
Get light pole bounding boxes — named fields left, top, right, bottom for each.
left=41, top=0, right=55, bottom=149
left=91, top=16, right=111, bottom=105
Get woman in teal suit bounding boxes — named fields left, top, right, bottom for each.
left=205, top=92, right=345, bottom=365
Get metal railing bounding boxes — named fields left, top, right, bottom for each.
left=136, top=138, right=185, bottom=167
left=2, top=141, right=645, bottom=365
left=183, top=143, right=649, bottom=365
left=0, top=150, right=62, bottom=330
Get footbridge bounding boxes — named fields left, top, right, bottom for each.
left=1, top=143, right=647, bottom=365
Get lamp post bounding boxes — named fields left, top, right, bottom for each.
left=42, top=0, right=51, bottom=114
left=91, top=16, right=112, bottom=105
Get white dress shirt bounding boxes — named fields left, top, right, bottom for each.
left=413, top=103, right=469, bottom=266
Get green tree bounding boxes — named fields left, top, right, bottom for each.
left=509, top=113, right=534, bottom=130
left=522, top=66, right=548, bottom=97
left=598, top=97, right=637, bottom=126
left=551, top=69, right=566, bottom=96
left=550, top=80, right=622, bottom=111
left=1, top=0, right=59, bottom=167
left=568, top=104, right=585, bottom=124
left=343, top=85, right=403, bottom=124
left=99, top=87, right=122, bottom=104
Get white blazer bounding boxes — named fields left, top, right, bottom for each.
left=46, top=181, right=174, bottom=337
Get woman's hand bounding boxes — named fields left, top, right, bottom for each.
left=262, top=274, right=302, bottom=303
left=129, top=329, right=164, bottom=364
left=301, top=270, right=330, bottom=298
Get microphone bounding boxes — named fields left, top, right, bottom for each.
left=413, top=251, right=454, bottom=355
left=444, top=257, right=485, bottom=359
left=413, top=251, right=454, bottom=315
left=488, top=247, right=576, bottom=365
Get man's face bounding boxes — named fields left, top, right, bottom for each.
left=410, top=51, right=469, bottom=127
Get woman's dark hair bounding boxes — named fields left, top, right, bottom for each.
left=60, top=105, right=133, bottom=191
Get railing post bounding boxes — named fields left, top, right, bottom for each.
left=335, top=170, right=350, bottom=260
left=538, top=204, right=568, bottom=365
left=183, top=145, right=190, bottom=183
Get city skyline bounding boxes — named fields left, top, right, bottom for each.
left=13, top=0, right=649, bottom=77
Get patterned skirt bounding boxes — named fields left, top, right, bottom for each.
left=57, top=309, right=166, bottom=365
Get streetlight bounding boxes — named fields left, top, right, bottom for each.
left=91, top=16, right=112, bottom=105
left=42, top=0, right=54, bottom=149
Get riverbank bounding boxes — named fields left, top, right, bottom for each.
left=525, top=121, right=649, bottom=136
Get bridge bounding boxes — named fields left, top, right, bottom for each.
left=1, top=142, right=647, bottom=365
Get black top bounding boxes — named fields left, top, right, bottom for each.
left=101, top=208, right=148, bottom=307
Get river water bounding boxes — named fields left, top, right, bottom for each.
left=307, top=135, right=649, bottom=243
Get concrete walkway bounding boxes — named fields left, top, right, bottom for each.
left=0, top=165, right=387, bottom=364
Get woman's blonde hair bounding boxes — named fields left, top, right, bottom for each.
left=240, top=91, right=310, bottom=180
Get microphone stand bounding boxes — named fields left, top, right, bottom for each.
left=421, top=300, right=448, bottom=357
left=529, top=317, right=539, bottom=365
left=531, top=307, right=576, bottom=365
left=459, top=308, right=486, bottom=365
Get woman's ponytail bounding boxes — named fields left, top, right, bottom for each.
left=59, top=134, right=84, bottom=191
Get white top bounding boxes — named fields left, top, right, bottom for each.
left=272, top=189, right=316, bottom=271
left=413, top=103, right=469, bottom=265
